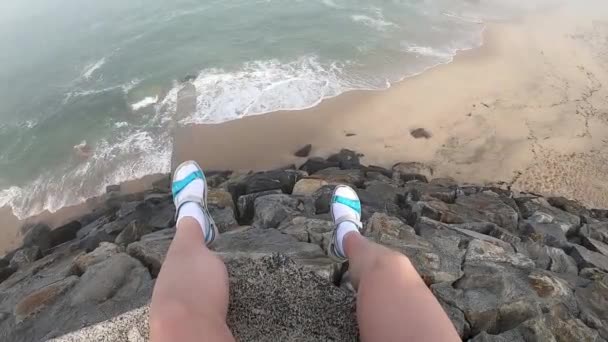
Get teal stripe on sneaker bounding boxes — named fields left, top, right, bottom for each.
left=332, top=195, right=361, bottom=214
left=172, top=170, right=205, bottom=197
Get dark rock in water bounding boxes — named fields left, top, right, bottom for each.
left=22, top=223, right=52, bottom=253
left=410, top=128, right=432, bottom=139
left=49, top=221, right=82, bottom=248
left=345, top=132, right=356, bottom=137
left=327, top=149, right=361, bottom=170
left=105, top=184, right=121, bottom=193
left=9, top=246, right=41, bottom=269
left=236, top=189, right=282, bottom=224
left=183, top=74, right=197, bottom=82
left=294, top=144, right=312, bottom=157
left=299, top=157, right=340, bottom=175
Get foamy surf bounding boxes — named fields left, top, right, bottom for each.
left=131, top=96, right=159, bottom=111
left=82, top=58, right=106, bottom=80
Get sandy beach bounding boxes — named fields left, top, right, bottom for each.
left=175, top=1, right=608, bottom=208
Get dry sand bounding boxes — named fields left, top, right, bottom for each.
left=175, top=1, right=608, bottom=209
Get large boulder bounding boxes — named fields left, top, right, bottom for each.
left=236, top=189, right=282, bottom=224
left=299, top=157, right=339, bottom=175
left=114, top=220, right=155, bottom=246
left=311, top=168, right=365, bottom=187
left=13, top=275, right=79, bottom=323
left=49, top=221, right=82, bottom=249
left=327, top=149, right=360, bottom=170
left=22, top=223, right=52, bottom=253
left=576, top=274, right=608, bottom=339
left=516, top=197, right=581, bottom=234
left=392, top=162, right=433, bottom=183
left=569, top=245, right=608, bottom=272
left=292, top=178, right=328, bottom=196
left=253, top=194, right=310, bottom=228
left=9, top=247, right=41, bottom=269
left=126, top=229, right=175, bottom=276
left=578, top=222, right=608, bottom=244
left=70, top=253, right=152, bottom=305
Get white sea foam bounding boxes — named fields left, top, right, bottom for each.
left=131, top=96, right=159, bottom=111
left=64, top=79, right=141, bottom=102
left=114, top=121, right=128, bottom=128
left=179, top=56, right=383, bottom=125
left=442, top=12, right=484, bottom=24
left=351, top=14, right=398, bottom=32
left=319, top=0, right=340, bottom=9
left=81, top=58, right=106, bottom=80
left=0, top=128, right=172, bottom=219
left=403, top=44, right=454, bottom=60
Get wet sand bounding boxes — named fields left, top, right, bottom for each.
left=175, top=1, right=608, bottom=208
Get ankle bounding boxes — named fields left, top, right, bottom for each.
left=177, top=202, right=208, bottom=241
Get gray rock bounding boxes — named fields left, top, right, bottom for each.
left=452, top=222, right=521, bottom=245
left=357, top=180, right=401, bottom=210
left=299, top=157, right=340, bottom=174
left=576, top=274, right=608, bottom=339
left=9, top=246, right=41, bottom=269
left=579, top=222, right=608, bottom=244
left=312, top=168, right=365, bottom=187
left=49, top=221, right=82, bottom=248
left=279, top=216, right=334, bottom=251
left=13, top=275, right=79, bottom=323
left=236, top=189, right=282, bottom=223
left=127, top=229, right=175, bottom=276
left=74, top=242, right=124, bottom=273
left=327, top=149, right=360, bottom=169
left=114, top=220, right=155, bottom=246
left=547, top=196, right=591, bottom=217
left=292, top=178, right=328, bottom=196
left=71, top=253, right=152, bottom=305
left=22, top=223, right=52, bottom=252
left=147, top=201, right=175, bottom=229
left=49, top=256, right=357, bottom=342
left=580, top=267, right=607, bottom=281
left=582, top=237, right=608, bottom=257
left=518, top=221, right=570, bottom=249
left=0, top=264, right=16, bottom=284
left=570, top=245, right=608, bottom=272
left=469, top=331, right=522, bottom=342
left=403, top=181, right=457, bottom=203
left=392, top=162, right=433, bottom=183
left=464, top=239, right=535, bottom=270
left=311, top=185, right=337, bottom=214
left=454, top=193, right=520, bottom=231
left=253, top=194, right=301, bottom=228
left=209, top=206, right=239, bottom=233
left=240, top=169, right=304, bottom=195
left=431, top=283, right=471, bottom=339
left=214, top=228, right=326, bottom=261
left=516, top=197, right=581, bottom=234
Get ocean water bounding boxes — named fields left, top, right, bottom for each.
left=0, top=0, right=555, bottom=219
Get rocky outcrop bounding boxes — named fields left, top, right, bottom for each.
left=2, top=151, right=608, bottom=341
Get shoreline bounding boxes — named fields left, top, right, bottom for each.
left=175, top=2, right=608, bottom=205
left=3, top=1, right=608, bottom=255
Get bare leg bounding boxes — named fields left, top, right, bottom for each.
left=345, top=232, right=460, bottom=342
left=150, top=218, right=235, bottom=342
